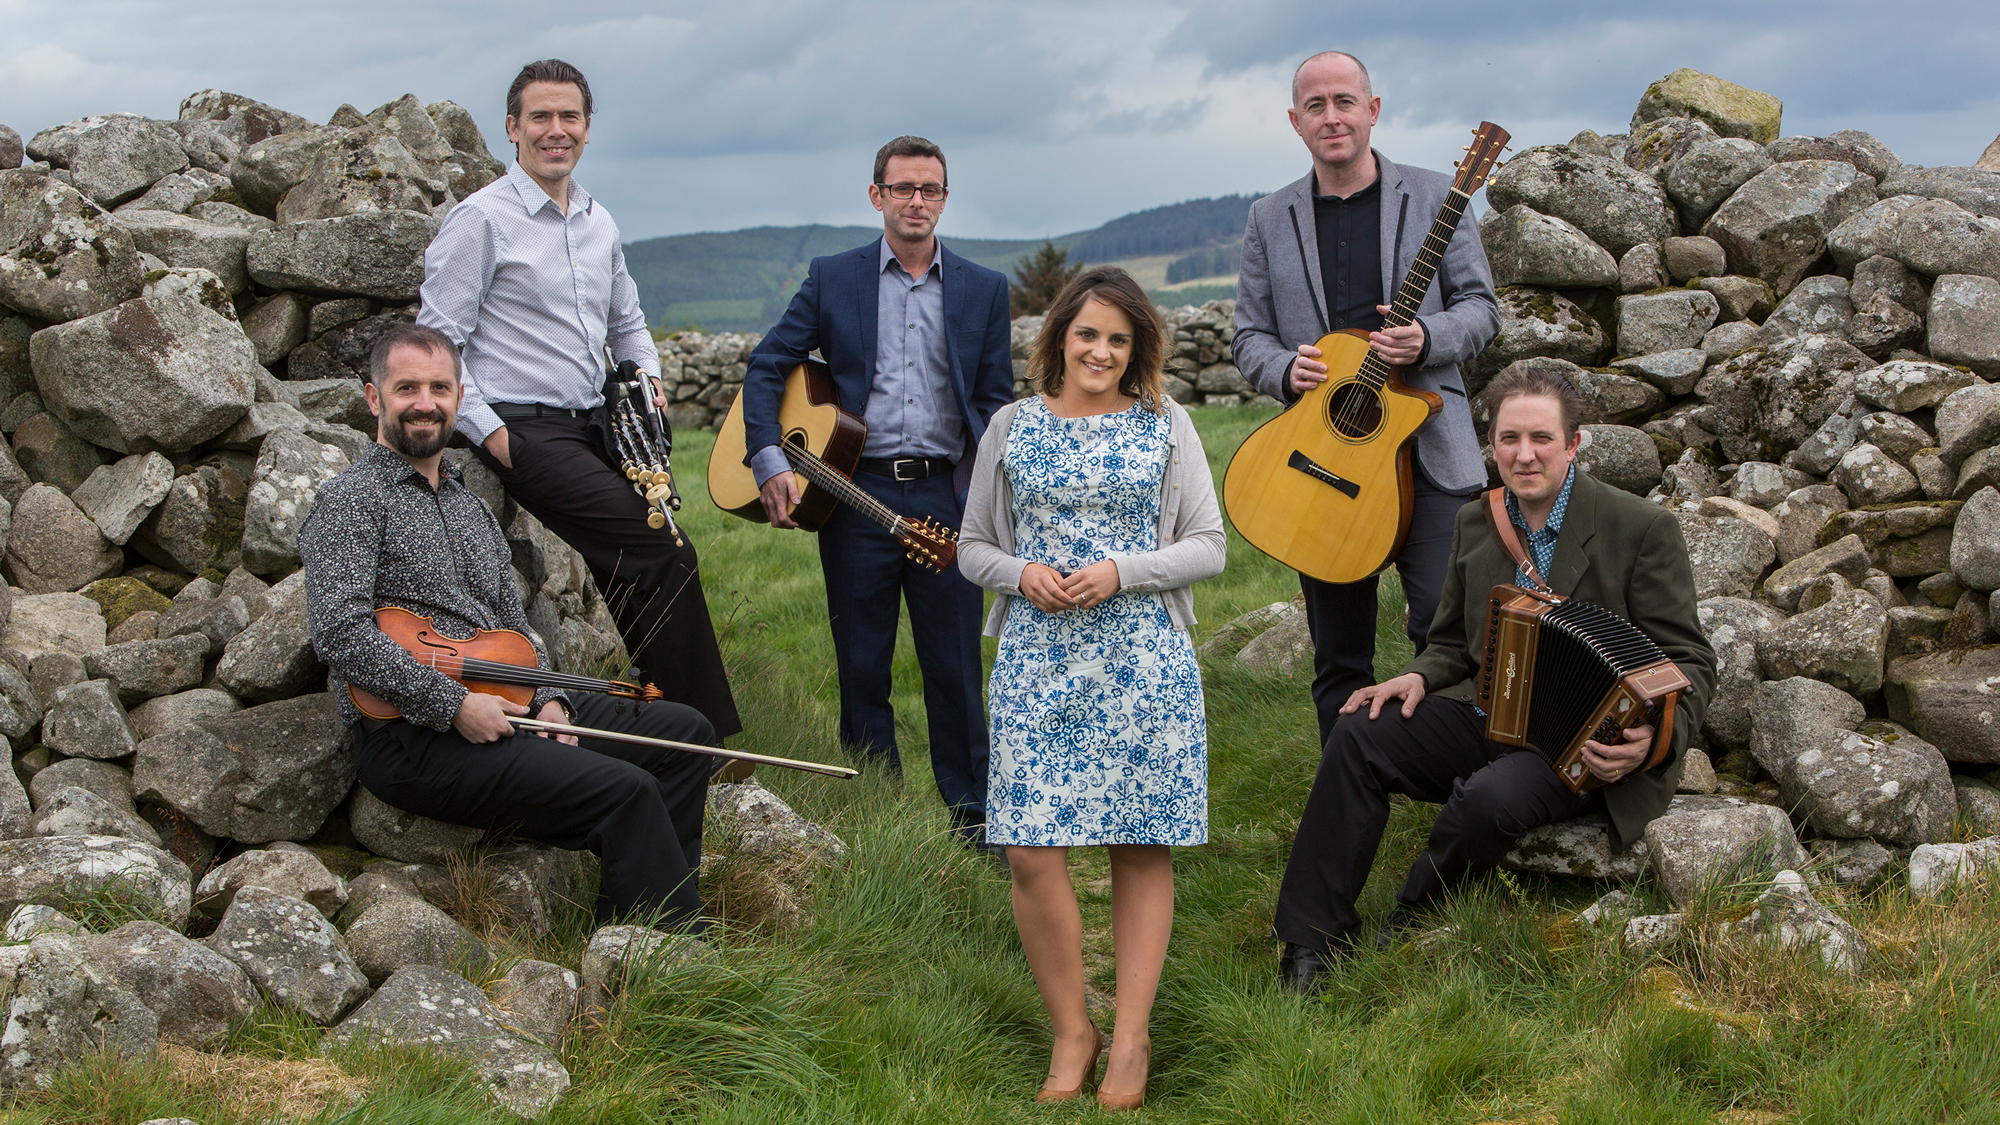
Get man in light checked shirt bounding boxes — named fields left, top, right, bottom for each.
left=418, top=59, right=740, bottom=743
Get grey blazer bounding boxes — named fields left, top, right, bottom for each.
left=958, top=397, right=1226, bottom=637
left=1231, top=153, right=1501, bottom=494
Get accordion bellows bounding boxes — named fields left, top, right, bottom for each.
left=1477, top=584, right=1691, bottom=793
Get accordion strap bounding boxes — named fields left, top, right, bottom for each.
left=1483, top=488, right=1548, bottom=591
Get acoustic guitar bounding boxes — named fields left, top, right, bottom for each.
left=708, top=359, right=958, bottom=571
left=1223, top=122, right=1510, bottom=585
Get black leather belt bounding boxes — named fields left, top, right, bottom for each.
left=859, top=456, right=951, bottom=480
left=491, top=402, right=587, bottom=420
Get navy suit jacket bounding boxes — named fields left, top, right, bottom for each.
left=742, top=237, right=1015, bottom=492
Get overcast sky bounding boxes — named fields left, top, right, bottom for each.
left=4, top=1, right=1995, bottom=244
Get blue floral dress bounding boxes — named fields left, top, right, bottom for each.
left=985, top=399, right=1208, bottom=847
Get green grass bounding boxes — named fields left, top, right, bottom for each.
left=12, top=406, right=2000, bottom=1124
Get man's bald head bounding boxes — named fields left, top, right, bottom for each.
left=1292, top=51, right=1373, bottom=106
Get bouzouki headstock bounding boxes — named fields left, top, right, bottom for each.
left=895, top=517, right=959, bottom=572
left=1455, top=122, right=1512, bottom=195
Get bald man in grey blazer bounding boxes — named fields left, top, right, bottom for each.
left=1232, top=50, right=1500, bottom=748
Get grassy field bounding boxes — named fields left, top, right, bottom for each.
left=14, top=406, right=2000, bottom=1124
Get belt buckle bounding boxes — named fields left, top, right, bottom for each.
left=893, top=458, right=922, bottom=481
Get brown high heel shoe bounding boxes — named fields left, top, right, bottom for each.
left=1096, top=1040, right=1150, bottom=1111
left=1034, top=1022, right=1103, bottom=1104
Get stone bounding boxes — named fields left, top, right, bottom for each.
left=347, top=785, right=483, bottom=864
left=1983, top=136, right=2000, bottom=175
left=486, top=959, right=577, bottom=1049
left=131, top=461, right=247, bottom=575
left=0, top=835, right=190, bottom=927
left=1698, top=275, right=1776, bottom=324
left=205, top=886, right=368, bottom=1025
left=215, top=400, right=311, bottom=451
left=29, top=294, right=258, bottom=455
left=28, top=652, right=86, bottom=712
left=212, top=579, right=318, bottom=703
left=1703, top=162, right=1878, bottom=296
left=27, top=758, right=128, bottom=811
left=1785, top=396, right=1868, bottom=478
left=289, top=308, right=416, bottom=382
left=114, top=171, right=218, bottom=216
left=69, top=453, right=173, bottom=547
left=1699, top=333, right=1876, bottom=465
left=427, top=101, right=495, bottom=163
left=1884, top=646, right=2000, bottom=763
left=139, top=265, right=235, bottom=321
left=708, top=779, right=848, bottom=867
left=1956, top=776, right=2000, bottom=836
left=276, top=127, right=440, bottom=225
left=1611, top=348, right=1706, bottom=397
left=1851, top=254, right=1931, bottom=317
left=1477, top=205, right=1619, bottom=288
left=30, top=786, right=157, bottom=844
left=1887, top=604, right=1954, bottom=659
left=41, top=679, right=134, bottom=761
left=1622, top=914, right=1685, bottom=954
left=186, top=201, right=271, bottom=233
left=1649, top=446, right=1721, bottom=505
left=245, top=211, right=435, bottom=301
left=179, top=90, right=315, bottom=148
left=1936, top=382, right=2000, bottom=469
left=1907, top=836, right=2000, bottom=898
left=1470, top=288, right=1608, bottom=388
left=3, top=592, right=103, bottom=661
left=1878, top=167, right=2000, bottom=219
left=1882, top=198, right=2000, bottom=280
left=222, top=568, right=272, bottom=619
left=1484, top=146, right=1677, bottom=259
left=81, top=633, right=208, bottom=706
left=0, top=933, right=156, bottom=1089
left=125, top=687, right=240, bottom=744
left=1953, top=448, right=2000, bottom=501
left=1666, top=138, right=1774, bottom=229
left=242, top=429, right=349, bottom=575
left=1856, top=412, right=1935, bottom=466
left=1953, top=487, right=2000, bottom=591
left=194, top=846, right=347, bottom=920
left=1570, top=369, right=1666, bottom=425
left=1727, top=462, right=1813, bottom=510
left=109, top=210, right=251, bottom=295
left=1759, top=275, right=1853, bottom=342
left=1828, top=195, right=1926, bottom=270
left=1625, top=116, right=1720, bottom=180
left=0, top=171, right=145, bottom=324
left=3, top=905, right=79, bottom=942
left=328, top=965, right=568, bottom=1119
left=1756, top=589, right=1888, bottom=694
left=78, top=920, right=258, bottom=1050
left=1698, top=597, right=1789, bottom=752
left=25, top=114, right=188, bottom=208
left=1616, top=289, right=1720, bottom=357
left=0, top=126, right=19, bottom=169
left=1234, top=605, right=1312, bottom=675
left=241, top=291, right=310, bottom=366
left=1671, top=511, right=1774, bottom=600
left=581, top=925, right=706, bottom=994
left=1697, top=495, right=1778, bottom=539
left=1730, top=870, right=1866, bottom=974
left=1928, top=274, right=2000, bottom=376
left=1913, top=449, right=1958, bottom=501
left=1643, top=802, right=1806, bottom=908
left=1677, top=747, right=1718, bottom=793
left=1764, top=534, right=1872, bottom=612
left=1632, top=69, right=1783, bottom=145
left=476, top=844, right=588, bottom=939
left=1833, top=443, right=1921, bottom=505
left=1575, top=424, right=1662, bottom=494
left=1812, top=837, right=1897, bottom=889
left=3, top=485, right=120, bottom=595
left=10, top=412, right=103, bottom=495
left=153, top=596, right=248, bottom=660
left=226, top=126, right=346, bottom=216
left=1748, top=674, right=1863, bottom=775
left=309, top=297, right=373, bottom=337
left=343, top=894, right=488, bottom=986
left=1821, top=501, right=1958, bottom=578
left=1848, top=294, right=1926, bottom=359
left=1618, top=242, right=1669, bottom=293
left=1782, top=716, right=1955, bottom=845
left=1662, top=235, right=1728, bottom=281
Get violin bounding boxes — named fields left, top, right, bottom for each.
left=349, top=606, right=662, bottom=721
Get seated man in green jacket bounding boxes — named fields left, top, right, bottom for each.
left=1272, top=363, right=1717, bottom=994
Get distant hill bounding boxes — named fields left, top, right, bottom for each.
left=625, top=194, right=1260, bottom=334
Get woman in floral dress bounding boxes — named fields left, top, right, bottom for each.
left=960, top=266, right=1225, bottom=1110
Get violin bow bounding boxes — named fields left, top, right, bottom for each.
left=509, top=717, right=859, bottom=779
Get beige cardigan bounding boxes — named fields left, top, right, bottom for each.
left=958, top=397, right=1226, bottom=637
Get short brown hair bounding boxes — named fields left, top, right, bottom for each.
left=1028, top=267, right=1167, bottom=409
left=368, top=324, right=460, bottom=386
left=1481, top=362, right=1587, bottom=439
left=873, top=136, right=946, bottom=186
left=508, top=59, right=593, bottom=122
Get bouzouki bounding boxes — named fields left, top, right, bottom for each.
left=708, top=358, right=958, bottom=571
left=1222, top=122, right=1510, bottom=585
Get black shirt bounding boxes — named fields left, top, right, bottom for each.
left=1313, top=176, right=1384, bottom=335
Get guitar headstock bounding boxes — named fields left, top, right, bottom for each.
left=1454, top=121, right=1511, bottom=195
left=896, top=517, right=959, bottom=572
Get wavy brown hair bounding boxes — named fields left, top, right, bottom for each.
left=1028, top=266, right=1167, bottom=410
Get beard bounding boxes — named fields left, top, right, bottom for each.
left=383, top=407, right=449, bottom=459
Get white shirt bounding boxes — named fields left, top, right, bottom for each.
left=418, top=162, right=657, bottom=443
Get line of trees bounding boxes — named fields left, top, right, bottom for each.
left=1165, top=242, right=1242, bottom=284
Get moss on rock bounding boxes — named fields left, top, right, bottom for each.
left=80, top=576, right=173, bottom=630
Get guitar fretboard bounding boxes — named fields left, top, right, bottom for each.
left=781, top=441, right=909, bottom=538
left=1355, top=188, right=1472, bottom=391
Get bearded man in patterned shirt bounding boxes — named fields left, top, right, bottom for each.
left=300, top=324, right=716, bottom=930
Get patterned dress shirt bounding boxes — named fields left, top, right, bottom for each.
left=299, top=443, right=565, bottom=729
left=1504, top=462, right=1577, bottom=590
left=418, top=163, right=658, bottom=444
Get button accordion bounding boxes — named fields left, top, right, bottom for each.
left=1477, top=583, right=1689, bottom=793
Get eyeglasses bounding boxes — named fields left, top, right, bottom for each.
left=876, top=182, right=947, bottom=201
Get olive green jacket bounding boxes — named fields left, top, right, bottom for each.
left=1404, top=470, right=1718, bottom=849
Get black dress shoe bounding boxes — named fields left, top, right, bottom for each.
left=1279, top=942, right=1337, bottom=995
left=1375, top=907, right=1418, bottom=952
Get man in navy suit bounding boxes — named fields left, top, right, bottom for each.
left=741, top=136, right=1014, bottom=855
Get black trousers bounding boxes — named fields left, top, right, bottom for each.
left=1300, top=468, right=1467, bottom=748
left=354, top=692, right=716, bottom=930
left=475, top=412, right=742, bottom=739
left=1271, top=696, right=1594, bottom=953
left=817, top=469, right=988, bottom=823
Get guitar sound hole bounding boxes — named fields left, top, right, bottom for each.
left=1325, top=382, right=1384, bottom=441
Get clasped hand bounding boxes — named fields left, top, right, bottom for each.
left=453, top=694, right=577, bottom=745
left=1019, top=560, right=1121, bottom=614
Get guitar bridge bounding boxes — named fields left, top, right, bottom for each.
left=1288, top=450, right=1361, bottom=499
